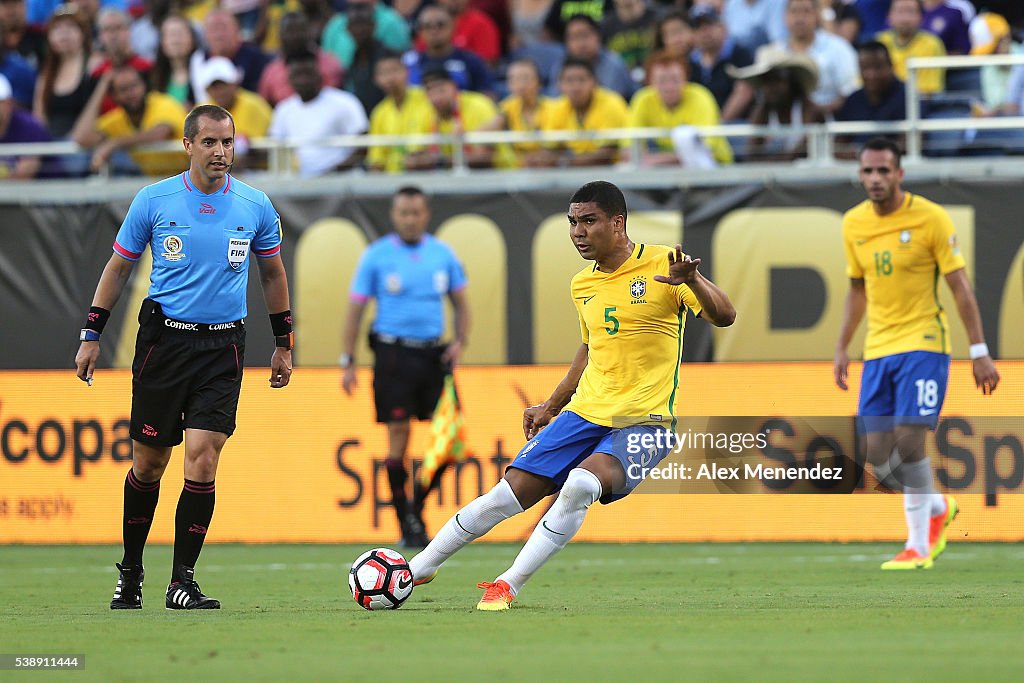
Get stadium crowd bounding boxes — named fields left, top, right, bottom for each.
left=1, top=0, right=1023, bottom=177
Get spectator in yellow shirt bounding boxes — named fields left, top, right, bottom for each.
left=627, top=51, right=733, bottom=166
left=529, top=57, right=629, bottom=168
left=72, top=66, right=186, bottom=175
left=483, top=58, right=556, bottom=166
left=367, top=52, right=434, bottom=173
left=198, top=57, right=272, bottom=169
left=877, top=0, right=946, bottom=94
left=405, top=67, right=505, bottom=170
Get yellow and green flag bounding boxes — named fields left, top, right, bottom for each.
left=420, top=374, right=470, bottom=487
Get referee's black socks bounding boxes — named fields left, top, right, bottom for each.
left=385, top=459, right=411, bottom=523
left=122, top=468, right=160, bottom=567
left=172, top=479, right=216, bottom=581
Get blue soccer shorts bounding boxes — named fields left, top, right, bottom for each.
left=507, top=411, right=673, bottom=504
left=858, top=351, right=951, bottom=432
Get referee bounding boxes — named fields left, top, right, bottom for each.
left=75, top=104, right=294, bottom=610
left=341, top=186, right=469, bottom=548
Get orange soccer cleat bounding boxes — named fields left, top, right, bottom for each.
left=414, top=569, right=438, bottom=587
left=475, top=580, right=514, bottom=611
left=881, top=548, right=934, bottom=570
left=928, top=495, right=959, bottom=561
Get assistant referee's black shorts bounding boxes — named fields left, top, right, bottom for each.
left=372, top=338, right=447, bottom=423
left=130, top=300, right=246, bottom=447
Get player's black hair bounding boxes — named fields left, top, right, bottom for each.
left=859, top=137, right=903, bottom=167
left=184, top=104, right=234, bottom=141
left=570, top=181, right=627, bottom=225
left=394, top=185, right=427, bottom=201
left=857, top=40, right=892, bottom=64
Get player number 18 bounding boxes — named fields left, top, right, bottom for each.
left=874, top=250, right=893, bottom=276
left=915, top=379, right=939, bottom=408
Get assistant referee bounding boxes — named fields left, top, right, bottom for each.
left=75, top=104, right=294, bottom=611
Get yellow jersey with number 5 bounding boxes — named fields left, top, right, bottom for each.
left=564, top=243, right=703, bottom=427
left=842, top=192, right=965, bottom=360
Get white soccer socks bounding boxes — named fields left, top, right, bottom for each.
left=901, top=458, right=938, bottom=556
left=409, top=478, right=523, bottom=582
left=497, top=468, right=602, bottom=596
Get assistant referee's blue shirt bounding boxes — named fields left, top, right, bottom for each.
left=350, top=234, right=467, bottom=341
left=113, top=172, right=282, bottom=323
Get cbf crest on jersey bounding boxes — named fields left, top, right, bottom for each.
left=630, top=276, right=647, bottom=304
left=162, top=235, right=185, bottom=262
left=228, top=236, right=250, bottom=270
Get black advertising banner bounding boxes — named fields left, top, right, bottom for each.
left=3, top=181, right=1022, bottom=368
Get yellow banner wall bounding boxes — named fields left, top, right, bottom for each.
left=1, top=363, right=1021, bottom=544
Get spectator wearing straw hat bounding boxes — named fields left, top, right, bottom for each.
left=727, top=44, right=822, bottom=160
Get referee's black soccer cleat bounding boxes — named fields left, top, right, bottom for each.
left=165, top=566, right=221, bottom=610
left=400, top=512, right=430, bottom=549
left=110, top=562, right=144, bottom=610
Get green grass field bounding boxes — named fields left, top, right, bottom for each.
left=2, top=543, right=1022, bottom=682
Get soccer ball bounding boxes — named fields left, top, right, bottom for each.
left=349, top=547, right=414, bottom=610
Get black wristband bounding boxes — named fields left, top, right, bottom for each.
left=84, top=306, right=110, bottom=333
left=269, top=310, right=293, bottom=336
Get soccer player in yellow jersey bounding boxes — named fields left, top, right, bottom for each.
left=834, top=138, right=999, bottom=570
left=409, top=181, right=736, bottom=609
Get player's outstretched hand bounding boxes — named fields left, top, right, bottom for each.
left=523, top=402, right=556, bottom=440
left=973, top=356, right=999, bottom=395
left=75, top=341, right=99, bottom=385
left=269, top=348, right=292, bottom=389
left=833, top=348, right=850, bottom=391
left=653, top=244, right=700, bottom=286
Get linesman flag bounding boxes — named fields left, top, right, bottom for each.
left=420, top=374, right=470, bottom=487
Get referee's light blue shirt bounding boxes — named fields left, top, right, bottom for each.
left=113, top=173, right=282, bottom=323
left=350, top=234, right=467, bottom=341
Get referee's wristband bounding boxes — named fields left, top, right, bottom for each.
left=80, top=329, right=101, bottom=342
left=969, top=343, right=990, bottom=360
left=269, top=310, right=293, bottom=336
left=84, top=306, right=110, bottom=333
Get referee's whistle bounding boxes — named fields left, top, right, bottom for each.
left=86, top=376, right=93, bottom=387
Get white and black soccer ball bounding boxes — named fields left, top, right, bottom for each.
left=349, top=547, right=414, bottom=610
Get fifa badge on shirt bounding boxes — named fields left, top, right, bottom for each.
left=386, top=273, right=402, bottom=294
left=228, top=237, right=251, bottom=270
left=433, top=270, right=449, bottom=293
left=900, top=230, right=911, bottom=244
left=630, top=277, right=647, bottom=303
left=162, top=235, right=185, bottom=261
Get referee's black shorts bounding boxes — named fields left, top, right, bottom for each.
left=371, top=336, right=447, bottom=423
left=130, top=299, right=246, bottom=447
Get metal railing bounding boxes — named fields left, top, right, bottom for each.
left=1, top=54, right=1023, bottom=179
left=904, top=52, right=1024, bottom=159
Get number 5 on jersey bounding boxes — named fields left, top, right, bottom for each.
left=604, top=307, right=619, bottom=335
